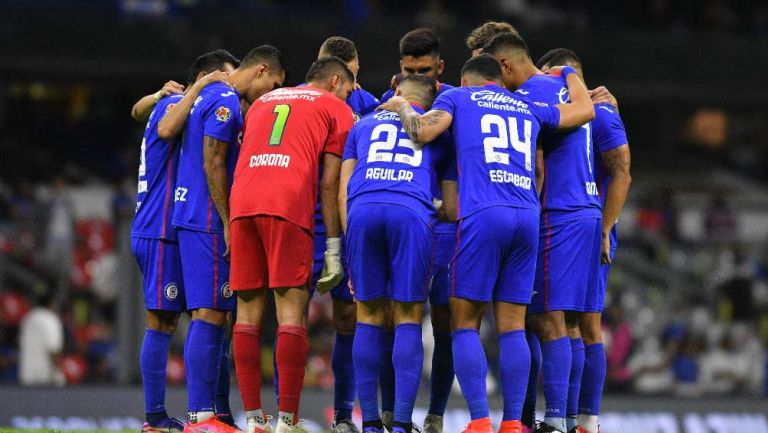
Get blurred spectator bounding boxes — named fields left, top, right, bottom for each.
left=18, top=291, right=65, bottom=386
left=603, top=303, right=633, bottom=391
left=705, top=194, right=737, bottom=241
left=42, top=175, right=75, bottom=289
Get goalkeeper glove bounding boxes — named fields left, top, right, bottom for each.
left=317, top=237, right=344, bottom=293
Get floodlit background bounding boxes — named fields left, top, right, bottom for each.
left=0, top=0, right=767, bottom=431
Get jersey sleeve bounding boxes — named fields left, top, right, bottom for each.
left=592, top=103, right=628, bottom=153
left=431, top=89, right=458, bottom=117
left=342, top=123, right=360, bottom=161
left=358, top=90, right=380, bottom=117
left=203, top=93, right=240, bottom=144
left=324, top=99, right=354, bottom=157
left=530, top=100, right=561, bottom=131
left=380, top=88, right=395, bottom=103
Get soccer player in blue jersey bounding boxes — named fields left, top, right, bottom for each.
left=537, top=49, right=632, bottom=433
left=172, top=45, right=286, bottom=433
left=130, top=50, right=238, bottom=433
left=380, top=53, right=595, bottom=433
left=341, top=75, right=457, bottom=433
left=483, top=33, right=602, bottom=433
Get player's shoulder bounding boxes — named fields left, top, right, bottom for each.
left=593, top=102, right=624, bottom=126
left=436, top=82, right=455, bottom=94
left=353, top=87, right=379, bottom=103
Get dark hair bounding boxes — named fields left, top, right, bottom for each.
left=536, top=48, right=582, bottom=69
left=461, top=54, right=502, bottom=81
left=305, top=56, right=354, bottom=84
left=242, top=44, right=287, bottom=76
left=186, top=49, right=241, bottom=85
left=397, top=74, right=437, bottom=106
left=482, top=32, right=529, bottom=58
left=319, top=36, right=358, bottom=63
left=400, top=28, right=440, bottom=58
left=466, top=21, right=519, bottom=51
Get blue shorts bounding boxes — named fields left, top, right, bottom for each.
left=177, top=228, right=235, bottom=311
left=346, top=202, right=434, bottom=302
left=530, top=217, right=602, bottom=314
left=131, top=237, right=185, bottom=312
left=451, top=206, right=539, bottom=304
left=584, top=245, right=616, bottom=313
left=311, top=233, right=352, bottom=302
left=429, top=230, right=455, bottom=306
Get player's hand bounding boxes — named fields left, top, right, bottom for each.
left=347, top=279, right=355, bottom=297
left=589, top=86, right=619, bottom=112
left=601, top=232, right=612, bottom=265
left=200, top=70, right=233, bottom=89
left=317, top=237, right=344, bottom=294
left=223, top=225, right=231, bottom=260
left=160, top=80, right=185, bottom=97
left=377, top=96, right=409, bottom=113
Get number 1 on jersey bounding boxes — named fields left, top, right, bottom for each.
left=269, top=104, right=291, bottom=146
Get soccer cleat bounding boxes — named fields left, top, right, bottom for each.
left=460, top=417, right=493, bottom=433
left=183, top=416, right=244, bottom=433
left=142, top=418, right=185, bottom=433
left=381, top=412, right=394, bottom=432
left=332, top=419, right=360, bottom=433
left=533, top=422, right=563, bottom=433
left=423, top=414, right=443, bottom=433
left=275, top=418, right=310, bottom=433
left=498, top=420, right=523, bottom=433
left=246, top=416, right=274, bottom=433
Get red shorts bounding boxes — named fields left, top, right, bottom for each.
left=230, top=215, right=313, bottom=290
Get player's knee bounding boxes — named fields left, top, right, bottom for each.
left=146, top=310, right=180, bottom=334
left=191, top=308, right=228, bottom=326
left=356, top=299, right=386, bottom=326
left=236, top=289, right=267, bottom=325
left=580, top=313, right=602, bottom=344
left=394, top=301, right=424, bottom=325
left=530, top=311, right=567, bottom=341
left=494, top=302, right=526, bottom=334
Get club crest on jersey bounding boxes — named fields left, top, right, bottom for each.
left=164, top=283, right=179, bottom=301
left=215, top=106, right=231, bottom=122
left=221, top=282, right=233, bottom=299
left=164, top=103, right=177, bottom=114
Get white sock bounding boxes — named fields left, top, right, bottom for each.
left=578, top=415, right=599, bottom=433
left=246, top=409, right=267, bottom=425
left=188, top=411, right=215, bottom=424
left=566, top=416, right=579, bottom=432
left=544, top=417, right=567, bottom=432
left=278, top=412, right=296, bottom=426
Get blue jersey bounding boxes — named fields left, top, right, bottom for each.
left=592, top=103, right=628, bottom=246
left=173, top=82, right=242, bottom=234
left=343, top=106, right=456, bottom=226
left=380, top=81, right=454, bottom=103
left=518, top=74, right=601, bottom=226
left=132, top=94, right=184, bottom=241
left=432, top=83, right=560, bottom=219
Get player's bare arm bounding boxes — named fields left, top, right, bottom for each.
left=321, top=153, right=343, bottom=239
left=203, top=135, right=231, bottom=257
left=157, top=71, right=231, bottom=140
left=131, top=80, right=185, bottom=122
left=378, top=96, right=452, bottom=144
left=438, top=180, right=458, bottom=223
left=590, top=85, right=619, bottom=112
left=599, top=144, right=631, bottom=264
left=554, top=68, right=595, bottom=129
left=535, top=146, right=545, bottom=196
left=339, top=158, right=356, bottom=234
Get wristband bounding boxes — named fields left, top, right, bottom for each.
left=561, top=66, right=576, bottom=78
left=326, top=237, right=341, bottom=253
left=153, top=91, right=163, bottom=103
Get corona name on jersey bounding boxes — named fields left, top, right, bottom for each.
left=249, top=153, right=291, bottom=168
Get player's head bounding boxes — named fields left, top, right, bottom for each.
left=466, top=21, right=520, bottom=57
left=319, top=36, right=360, bottom=78
left=482, top=32, right=534, bottom=90
left=186, top=49, right=240, bottom=85
left=234, top=44, right=287, bottom=103
left=305, top=56, right=355, bottom=101
left=537, top=48, right=584, bottom=81
left=460, top=54, right=503, bottom=87
left=394, top=75, right=438, bottom=109
left=398, top=28, right=444, bottom=80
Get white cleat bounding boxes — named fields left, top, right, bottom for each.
left=275, top=418, right=310, bottom=433
left=246, top=416, right=273, bottom=433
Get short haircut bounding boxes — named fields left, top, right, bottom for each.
left=482, top=32, right=530, bottom=58
left=400, top=28, right=440, bottom=58
left=461, top=54, right=502, bottom=82
left=536, top=48, right=582, bottom=69
left=466, top=21, right=519, bottom=51
left=241, top=44, right=287, bottom=75
left=319, top=36, right=358, bottom=63
left=305, top=56, right=355, bottom=84
left=397, top=74, right=438, bottom=107
left=186, top=49, right=241, bottom=85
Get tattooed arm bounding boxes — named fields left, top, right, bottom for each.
left=203, top=135, right=232, bottom=257
left=378, top=96, right=453, bottom=144
left=600, top=144, right=631, bottom=264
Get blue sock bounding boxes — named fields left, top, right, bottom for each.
left=379, top=330, right=395, bottom=413
left=541, top=337, right=571, bottom=421
left=499, top=330, right=530, bottom=421
left=141, top=329, right=172, bottom=423
left=568, top=338, right=585, bottom=417
left=428, top=331, right=453, bottom=416
left=354, top=323, right=383, bottom=423
left=579, top=343, right=606, bottom=416
left=333, top=333, right=356, bottom=422
left=185, top=320, right=225, bottom=413
left=393, top=323, right=423, bottom=425
left=452, top=329, right=489, bottom=420
left=215, top=331, right=232, bottom=419
left=522, top=329, right=541, bottom=427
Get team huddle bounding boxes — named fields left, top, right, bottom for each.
left=130, top=20, right=631, bottom=433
